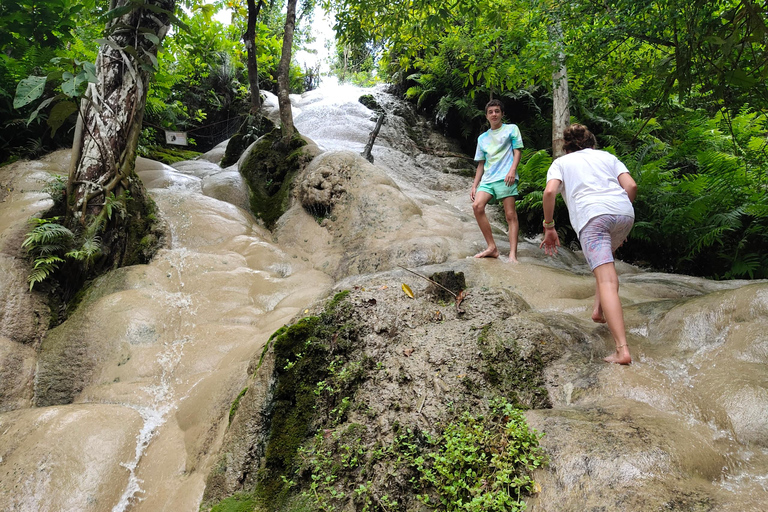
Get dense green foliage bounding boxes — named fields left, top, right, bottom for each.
left=293, top=398, right=546, bottom=512
left=0, top=0, right=100, bottom=162
left=2, top=0, right=318, bottom=162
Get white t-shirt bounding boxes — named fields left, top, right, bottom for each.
left=546, top=148, right=634, bottom=236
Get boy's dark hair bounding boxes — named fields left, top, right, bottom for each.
left=485, top=99, right=504, bottom=113
left=563, top=123, right=597, bottom=153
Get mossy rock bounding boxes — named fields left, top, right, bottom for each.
left=143, top=146, right=202, bottom=164
left=475, top=318, right=553, bottom=410
left=253, top=291, right=362, bottom=508
left=238, top=128, right=309, bottom=229
left=121, top=185, right=164, bottom=267
left=358, top=94, right=382, bottom=113
left=206, top=284, right=552, bottom=512
left=221, top=115, right=276, bottom=168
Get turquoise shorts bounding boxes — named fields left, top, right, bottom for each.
left=477, top=179, right=519, bottom=202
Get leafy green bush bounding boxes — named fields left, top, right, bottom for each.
left=294, top=397, right=546, bottom=512
left=414, top=398, right=546, bottom=512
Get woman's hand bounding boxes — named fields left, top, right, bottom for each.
left=540, top=227, right=560, bottom=256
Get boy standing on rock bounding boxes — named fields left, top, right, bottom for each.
left=470, top=99, right=524, bottom=262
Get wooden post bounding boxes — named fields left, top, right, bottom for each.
left=361, top=113, right=385, bottom=163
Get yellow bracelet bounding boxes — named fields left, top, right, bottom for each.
left=542, top=219, right=555, bottom=228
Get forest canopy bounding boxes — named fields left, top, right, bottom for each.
left=2, top=0, right=767, bottom=279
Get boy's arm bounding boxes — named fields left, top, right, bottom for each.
left=470, top=161, right=485, bottom=201
left=505, top=148, right=522, bottom=186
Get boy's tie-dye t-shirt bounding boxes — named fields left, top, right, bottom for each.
left=474, top=124, right=524, bottom=184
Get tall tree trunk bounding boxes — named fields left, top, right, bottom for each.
left=277, top=0, right=297, bottom=142
left=245, top=0, right=264, bottom=113
left=549, top=20, right=570, bottom=158
left=67, top=0, right=174, bottom=268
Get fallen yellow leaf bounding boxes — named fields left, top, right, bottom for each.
left=401, top=283, right=414, bottom=298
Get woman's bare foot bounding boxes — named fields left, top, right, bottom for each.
left=604, top=344, right=631, bottom=365
left=474, top=247, right=499, bottom=258
left=591, top=309, right=607, bottom=323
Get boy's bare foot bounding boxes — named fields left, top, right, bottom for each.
left=474, top=247, right=499, bottom=258
left=603, top=344, right=632, bottom=365
left=507, top=255, right=519, bottom=263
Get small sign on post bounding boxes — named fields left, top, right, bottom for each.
left=165, top=131, right=188, bottom=146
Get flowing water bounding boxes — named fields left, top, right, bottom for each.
left=0, top=83, right=767, bottom=511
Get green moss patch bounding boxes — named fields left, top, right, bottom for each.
left=143, top=146, right=202, bottom=164
left=238, top=128, right=308, bottom=229
left=221, top=115, right=276, bottom=168
left=228, top=387, right=248, bottom=425
left=359, top=94, right=383, bottom=113
left=254, top=291, right=364, bottom=507
left=209, top=494, right=257, bottom=512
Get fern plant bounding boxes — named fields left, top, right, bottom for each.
left=22, top=217, right=73, bottom=290
left=626, top=107, right=768, bottom=278
left=21, top=179, right=117, bottom=290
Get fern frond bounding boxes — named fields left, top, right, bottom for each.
left=34, top=243, right=68, bottom=256
left=743, top=202, right=768, bottom=218
left=416, top=88, right=435, bottom=109
left=520, top=150, right=552, bottom=182
left=627, top=221, right=655, bottom=242
left=724, top=253, right=763, bottom=279
left=66, top=235, right=102, bottom=266
left=104, top=192, right=128, bottom=220
left=27, top=255, right=64, bottom=291
left=405, top=85, right=423, bottom=100
left=33, top=255, right=65, bottom=269
left=22, top=220, right=73, bottom=252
